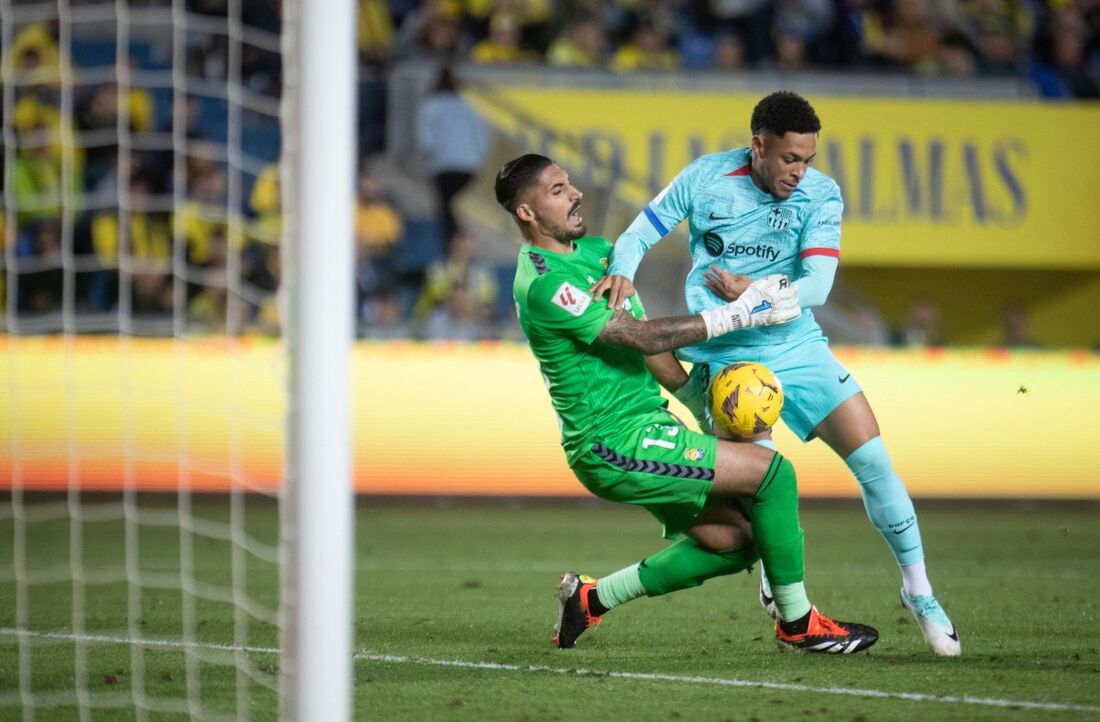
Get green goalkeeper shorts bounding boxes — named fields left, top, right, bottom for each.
left=571, top=410, right=717, bottom=539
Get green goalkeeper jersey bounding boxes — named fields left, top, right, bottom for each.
left=513, top=235, right=668, bottom=464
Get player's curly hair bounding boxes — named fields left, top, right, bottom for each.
left=750, top=92, right=821, bottom=136
left=494, top=154, right=554, bottom=214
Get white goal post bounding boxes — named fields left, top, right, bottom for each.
left=280, top=0, right=355, bottom=719
left=0, top=0, right=357, bottom=718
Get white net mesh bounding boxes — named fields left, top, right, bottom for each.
left=1, top=1, right=289, bottom=717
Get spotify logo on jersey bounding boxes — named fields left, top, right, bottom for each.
left=703, top=232, right=724, bottom=257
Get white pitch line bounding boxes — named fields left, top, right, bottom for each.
left=355, top=651, right=1100, bottom=714
left=2, top=628, right=1098, bottom=715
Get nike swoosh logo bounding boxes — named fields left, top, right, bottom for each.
left=947, top=626, right=959, bottom=642
left=892, top=522, right=915, bottom=535
left=838, top=373, right=851, bottom=383
left=708, top=212, right=736, bottom=221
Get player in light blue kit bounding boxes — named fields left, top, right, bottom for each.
left=592, top=91, right=960, bottom=656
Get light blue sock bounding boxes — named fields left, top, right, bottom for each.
left=845, top=436, right=924, bottom=566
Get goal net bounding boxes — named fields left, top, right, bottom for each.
left=0, top=0, right=353, bottom=718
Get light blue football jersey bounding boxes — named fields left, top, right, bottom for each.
left=610, top=147, right=843, bottom=361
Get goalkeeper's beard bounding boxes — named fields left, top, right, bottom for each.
left=541, top=218, right=587, bottom=244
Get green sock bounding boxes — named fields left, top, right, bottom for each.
left=772, top=582, right=812, bottom=623
left=594, top=563, right=648, bottom=610
left=748, top=454, right=809, bottom=621
left=637, top=537, right=759, bottom=597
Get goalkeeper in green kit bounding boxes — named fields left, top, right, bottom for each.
left=497, top=154, right=878, bottom=654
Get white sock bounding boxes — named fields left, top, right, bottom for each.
left=901, top=560, right=933, bottom=597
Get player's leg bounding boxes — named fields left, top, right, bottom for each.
left=556, top=502, right=759, bottom=647
left=740, top=435, right=781, bottom=617
left=597, top=501, right=758, bottom=612
left=556, top=421, right=761, bottom=649
left=553, top=534, right=760, bottom=649
left=813, top=393, right=960, bottom=655
left=710, top=444, right=806, bottom=621
left=563, top=411, right=876, bottom=653
left=711, top=442, right=878, bottom=653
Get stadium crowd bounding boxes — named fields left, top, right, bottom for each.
left=1, top=0, right=1096, bottom=343
left=364, top=0, right=1100, bottom=93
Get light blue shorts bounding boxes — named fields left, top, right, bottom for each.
left=689, top=335, right=861, bottom=441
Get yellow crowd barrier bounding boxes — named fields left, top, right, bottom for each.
left=2, top=336, right=1098, bottom=498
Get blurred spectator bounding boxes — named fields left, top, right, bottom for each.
left=416, top=66, right=489, bottom=250
left=75, top=83, right=155, bottom=190
left=0, top=214, right=6, bottom=315
left=9, top=21, right=63, bottom=86
left=241, top=43, right=283, bottom=97
left=1001, top=302, right=1039, bottom=348
left=180, top=163, right=231, bottom=267
left=773, top=0, right=835, bottom=66
left=15, top=221, right=63, bottom=314
left=712, top=33, right=746, bottom=69
left=89, top=174, right=173, bottom=313
left=819, top=0, right=879, bottom=67
left=355, top=167, right=405, bottom=328
left=188, top=228, right=230, bottom=331
left=414, top=229, right=499, bottom=338
left=471, top=15, right=538, bottom=63
left=866, top=0, right=945, bottom=73
left=360, top=0, right=397, bottom=65
left=464, top=0, right=554, bottom=55
left=691, top=0, right=774, bottom=64
left=611, top=23, right=681, bottom=70
left=239, top=160, right=281, bottom=328
left=1031, top=8, right=1100, bottom=98
left=547, top=18, right=609, bottom=66
left=248, top=161, right=282, bottom=245
left=773, top=29, right=810, bottom=69
left=422, top=280, right=493, bottom=340
left=361, top=288, right=410, bottom=339
left=396, top=0, right=466, bottom=59
left=955, top=0, right=1031, bottom=75
left=938, top=30, right=979, bottom=76
left=891, top=296, right=945, bottom=347
left=12, top=122, right=82, bottom=226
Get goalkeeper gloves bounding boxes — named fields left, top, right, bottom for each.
left=699, top=275, right=800, bottom=339
left=672, top=378, right=711, bottom=434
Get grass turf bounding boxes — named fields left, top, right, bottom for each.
left=1, top=498, right=1098, bottom=720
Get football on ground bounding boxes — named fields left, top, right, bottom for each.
left=709, top=362, right=784, bottom=439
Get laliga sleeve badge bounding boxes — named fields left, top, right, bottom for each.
left=551, top=281, right=592, bottom=317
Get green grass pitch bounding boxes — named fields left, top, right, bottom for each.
left=2, top=498, right=1098, bottom=720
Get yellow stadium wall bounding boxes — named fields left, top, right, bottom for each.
left=2, top=336, right=1099, bottom=498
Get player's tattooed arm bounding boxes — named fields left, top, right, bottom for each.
left=596, top=310, right=708, bottom=355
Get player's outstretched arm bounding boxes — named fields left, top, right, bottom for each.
left=597, top=276, right=800, bottom=354
left=597, top=310, right=707, bottom=355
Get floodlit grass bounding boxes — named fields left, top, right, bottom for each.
left=2, top=498, right=1099, bottom=720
